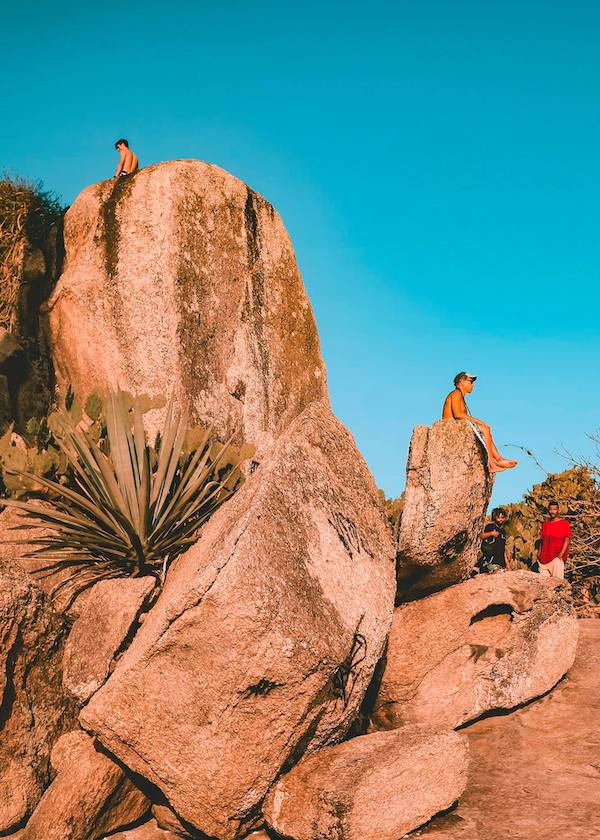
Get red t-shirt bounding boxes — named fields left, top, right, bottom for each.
left=540, top=519, right=572, bottom=564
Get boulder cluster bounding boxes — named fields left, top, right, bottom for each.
left=0, top=162, right=579, bottom=840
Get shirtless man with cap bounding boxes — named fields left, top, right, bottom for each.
left=442, top=372, right=518, bottom=473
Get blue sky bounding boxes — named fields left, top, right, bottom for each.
left=2, top=1, right=599, bottom=506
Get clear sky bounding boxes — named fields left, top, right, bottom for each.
left=2, top=1, right=599, bottom=506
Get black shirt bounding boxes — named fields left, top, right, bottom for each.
left=481, top=521, right=506, bottom=568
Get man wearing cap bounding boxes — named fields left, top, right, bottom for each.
left=442, top=372, right=518, bottom=473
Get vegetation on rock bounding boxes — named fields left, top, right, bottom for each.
left=2, top=389, right=253, bottom=608
left=504, top=465, right=600, bottom=616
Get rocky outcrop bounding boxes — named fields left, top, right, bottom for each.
left=80, top=401, right=396, bottom=839
left=263, top=726, right=470, bottom=840
left=417, top=620, right=600, bottom=840
left=371, top=572, right=579, bottom=732
left=108, top=822, right=186, bottom=840
left=19, top=730, right=149, bottom=840
left=48, top=161, right=327, bottom=457
left=396, top=420, right=493, bottom=599
left=63, top=577, right=156, bottom=703
left=0, top=561, right=77, bottom=834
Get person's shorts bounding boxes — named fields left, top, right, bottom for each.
left=469, top=420, right=488, bottom=451
left=538, top=557, right=565, bottom=579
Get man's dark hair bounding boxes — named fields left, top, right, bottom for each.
left=548, top=500, right=559, bottom=509
left=115, top=138, right=129, bottom=149
left=492, top=507, right=507, bottom=519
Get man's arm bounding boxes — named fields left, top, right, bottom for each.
left=115, top=150, right=126, bottom=177
left=557, top=536, right=570, bottom=560
left=449, top=392, right=489, bottom=428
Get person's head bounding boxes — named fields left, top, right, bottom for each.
left=492, top=507, right=507, bottom=525
left=454, top=371, right=477, bottom=393
left=547, top=500, right=560, bottom=519
left=115, top=138, right=129, bottom=151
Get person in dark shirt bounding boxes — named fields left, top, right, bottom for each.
left=480, top=507, right=509, bottom=573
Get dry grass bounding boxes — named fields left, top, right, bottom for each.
left=0, top=176, right=63, bottom=333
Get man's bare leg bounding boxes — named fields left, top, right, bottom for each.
left=478, top=425, right=517, bottom=471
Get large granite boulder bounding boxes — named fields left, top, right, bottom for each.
left=80, top=401, right=396, bottom=839
left=48, top=160, right=327, bottom=457
left=19, top=731, right=149, bottom=840
left=0, top=561, right=77, bottom=834
left=396, top=419, right=493, bottom=599
left=371, top=571, right=579, bottom=732
left=263, top=726, right=470, bottom=840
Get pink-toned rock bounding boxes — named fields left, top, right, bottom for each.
left=19, top=731, right=149, bottom=840
left=152, top=802, right=192, bottom=837
left=263, top=726, right=470, bottom=840
left=371, top=571, right=579, bottom=732
left=396, top=420, right=493, bottom=599
left=108, top=820, right=185, bottom=840
left=0, top=560, right=77, bottom=834
left=48, top=160, right=327, bottom=457
left=80, top=402, right=396, bottom=839
left=63, top=576, right=156, bottom=703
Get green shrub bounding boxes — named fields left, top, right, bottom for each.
left=2, top=389, right=253, bottom=608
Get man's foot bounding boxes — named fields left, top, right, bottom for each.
left=496, top=458, right=518, bottom=468
left=488, top=462, right=507, bottom=473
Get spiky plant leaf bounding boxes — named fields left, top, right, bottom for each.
left=3, top=389, right=249, bottom=607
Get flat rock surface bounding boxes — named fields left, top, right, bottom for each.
left=413, top=619, right=600, bottom=840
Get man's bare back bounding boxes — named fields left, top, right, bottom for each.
left=114, top=138, right=139, bottom=177
left=442, top=388, right=468, bottom=420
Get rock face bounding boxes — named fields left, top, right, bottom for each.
left=396, top=420, right=493, bottom=599
left=48, top=160, right=327, bottom=457
left=80, top=401, right=396, bottom=839
left=418, top=620, right=600, bottom=840
left=19, top=730, right=149, bottom=840
left=263, top=726, right=470, bottom=840
left=0, top=561, right=77, bottom=834
left=63, top=577, right=156, bottom=703
left=371, top=572, right=579, bottom=732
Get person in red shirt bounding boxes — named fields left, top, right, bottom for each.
left=537, top=501, right=571, bottom=579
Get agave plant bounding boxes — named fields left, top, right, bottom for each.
left=2, top=389, right=251, bottom=607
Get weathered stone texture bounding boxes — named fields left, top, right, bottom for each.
left=80, top=401, right=396, bottom=839
left=371, top=572, right=579, bottom=732
left=396, top=419, right=493, bottom=599
left=19, top=730, right=149, bottom=840
left=48, top=160, right=328, bottom=457
left=263, top=726, right=470, bottom=840
left=0, top=560, right=76, bottom=834
left=63, top=576, right=156, bottom=703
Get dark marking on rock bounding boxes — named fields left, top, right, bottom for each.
left=332, top=632, right=367, bottom=708
left=469, top=643, right=489, bottom=663
left=329, top=511, right=363, bottom=559
left=243, top=678, right=281, bottom=698
left=101, top=175, right=135, bottom=279
left=438, top=529, right=469, bottom=563
left=470, top=603, right=514, bottom=625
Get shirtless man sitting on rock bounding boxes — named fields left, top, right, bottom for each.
left=114, top=138, right=139, bottom=178
left=442, top=371, right=517, bottom=473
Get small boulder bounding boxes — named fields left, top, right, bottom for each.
left=19, top=731, right=149, bottom=840
left=263, top=726, right=470, bottom=840
left=371, top=571, right=579, bottom=731
left=108, top=820, right=186, bottom=840
left=396, top=419, right=493, bottom=599
left=63, top=577, right=156, bottom=703
left=80, top=401, right=396, bottom=839
left=0, top=561, right=77, bottom=834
